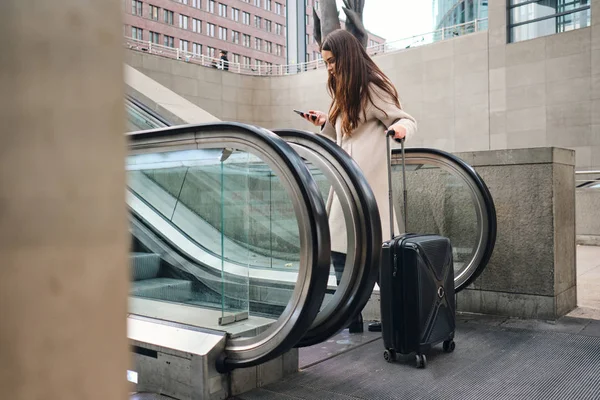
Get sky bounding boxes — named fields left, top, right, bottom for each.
left=335, top=0, right=434, bottom=43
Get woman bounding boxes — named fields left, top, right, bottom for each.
left=301, top=29, right=417, bottom=333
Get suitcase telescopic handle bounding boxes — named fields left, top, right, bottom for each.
left=386, top=129, right=407, bottom=239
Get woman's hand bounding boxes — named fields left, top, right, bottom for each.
left=303, top=110, right=328, bottom=127
left=386, top=122, right=407, bottom=141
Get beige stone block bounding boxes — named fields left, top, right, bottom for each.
left=455, top=92, right=488, bottom=117
left=488, top=1, right=508, bottom=28
left=547, top=101, right=591, bottom=129
left=394, top=47, right=424, bottom=66
left=454, top=51, right=488, bottom=75
left=398, top=84, right=424, bottom=104
left=489, top=45, right=506, bottom=69
left=422, top=97, right=455, bottom=119
left=418, top=115, right=455, bottom=141
left=490, top=111, right=506, bottom=136
left=506, top=61, right=546, bottom=88
left=221, top=102, right=238, bottom=120
left=592, top=74, right=600, bottom=100
left=546, top=76, right=591, bottom=105
left=271, top=89, right=292, bottom=106
left=592, top=49, right=600, bottom=76
left=222, top=85, right=239, bottom=103
left=454, top=71, right=488, bottom=97
left=506, top=129, right=547, bottom=149
left=489, top=68, right=506, bottom=92
left=204, top=67, right=223, bottom=84
left=424, top=57, right=454, bottom=81
left=506, top=37, right=546, bottom=66
left=547, top=125, right=592, bottom=148
left=422, top=39, right=454, bottom=62
left=423, top=78, right=454, bottom=101
left=506, top=83, right=546, bottom=110
left=592, top=25, right=600, bottom=49
left=489, top=27, right=507, bottom=48
left=491, top=133, right=508, bottom=149
left=506, top=106, right=547, bottom=132
left=590, top=145, right=600, bottom=168
left=455, top=111, right=489, bottom=141
left=545, top=52, right=591, bottom=82
left=199, top=99, right=223, bottom=118
left=455, top=132, right=490, bottom=152
left=570, top=146, right=593, bottom=168
left=252, top=89, right=271, bottom=106
left=592, top=99, right=600, bottom=125
left=171, top=76, right=199, bottom=97
left=252, top=106, right=273, bottom=123
left=237, top=104, right=254, bottom=120
left=489, top=90, right=506, bottom=113
left=197, top=82, right=223, bottom=101
left=453, top=32, right=488, bottom=55
left=546, top=28, right=591, bottom=59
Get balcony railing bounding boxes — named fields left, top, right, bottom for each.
left=124, top=18, right=488, bottom=76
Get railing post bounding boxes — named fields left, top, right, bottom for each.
left=176, top=48, right=180, bottom=59
left=148, top=42, right=152, bottom=53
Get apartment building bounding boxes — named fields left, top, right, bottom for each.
left=124, top=0, right=385, bottom=68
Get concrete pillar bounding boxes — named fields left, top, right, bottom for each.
left=0, top=1, right=129, bottom=400
left=456, top=148, right=577, bottom=320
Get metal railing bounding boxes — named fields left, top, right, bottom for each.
left=124, top=18, right=488, bottom=76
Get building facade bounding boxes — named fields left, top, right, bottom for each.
left=123, top=0, right=385, bottom=69
left=433, top=0, right=489, bottom=30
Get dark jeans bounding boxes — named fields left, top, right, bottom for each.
left=331, top=251, right=363, bottom=326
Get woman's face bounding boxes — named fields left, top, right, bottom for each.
left=322, top=50, right=336, bottom=76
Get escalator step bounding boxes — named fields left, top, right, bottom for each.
left=131, top=278, right=193, bottom=302
left=130, top=252, right=161, bottom=281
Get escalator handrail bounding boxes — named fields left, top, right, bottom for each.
left=273, top=129, right=382, bottom=347
left=393, top=147, right=497, bottom=292
left=127, top=122, right=331, bottom=372
left=126, top=94, right=171, bottom=127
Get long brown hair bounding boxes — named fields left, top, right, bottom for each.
left=321, top=29, right=400, bottom=136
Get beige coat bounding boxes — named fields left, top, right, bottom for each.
left=319, top=85, right=417, bottom=254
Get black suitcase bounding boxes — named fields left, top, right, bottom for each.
left=380, top=132, right=456, bottom=368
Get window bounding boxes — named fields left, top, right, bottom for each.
left=265, top=0, right=272, bottom=11
left=305, top=14, right=309, bottom=26
left=306, top=34, right=309, bottom=45
left=132, top=0, right=142, bottom=16
left=193, top=42, right=202, bottom=55
left=149, top=31, right=160, bottom=43
left=207, top=22, right=215, bottom=37
left=180, top=40, right=189, bottom=52
left=508, top=0, right=590, bottom=43
left=232, top=53, right=240, bottom=63
left=306, top=53, right=310, bottom=61
left=254, top=0, right=261, bottom=7
left=314, top=1, right=319, bottom=11
left=131, top=26, right=143, bottom=40
left=255, top=37, right=262, bottom=50
left=242, top=12, right=250, bottom=25
left=243, top=34, right=251, bottom=47
left=164, top=10, right=174, bottom=24
left=178, top=0, right=188, bottom=4
left=275, top=23, right=282, bottom=35
left=232, top=7, right=240, bottom=21
left=256, top=59, right=262, bottom=67
left=192, top=0, right=201, bottom=9
left=193, top=18, right=202, bottom=33
left=255, top=15, right=262, bottom=28
left=219, top=3, right=227, bottom=17
left=243, top=56, right=251, bottom=66
left=276, top=44, right=283, bottom=56
left=265, top=41, right=272, bottom=53
left=179, top=15, right=189, bottom=29
left=276, top=2, right=282, bottom=15
left=219, top=26, right=227, bottom=40
left=231, top=30, right=240, bottom=44
left=163, top=35, right=174, bottom=47
left=207, top=0, right=215, bottom=13
left=265, top=19, right=272, bottom=32
left=313, top=51, right=320, bottom=60
left=207, top=46, right=216, bottom=57
left=149, top=5, right=159, bottom=20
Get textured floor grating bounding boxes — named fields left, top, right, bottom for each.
left=235, top=322, right=600, bottom=400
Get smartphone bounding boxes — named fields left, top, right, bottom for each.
left=294, top=109, right=317, bottom=121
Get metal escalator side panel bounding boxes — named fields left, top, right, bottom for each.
left=273, top=129, right=382, bottom=347
left=127, top=123, right=331, bottom=371
left=393, top=148, right=497, bottom=292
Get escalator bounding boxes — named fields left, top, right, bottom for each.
left=124, top=96, right=497, bottom=373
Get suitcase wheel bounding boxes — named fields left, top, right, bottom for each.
left=383, top=349, right=397, bottom=363
left=443, top=340, right=456, bottom=353
left=415, top=354, right=427, bottom=369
